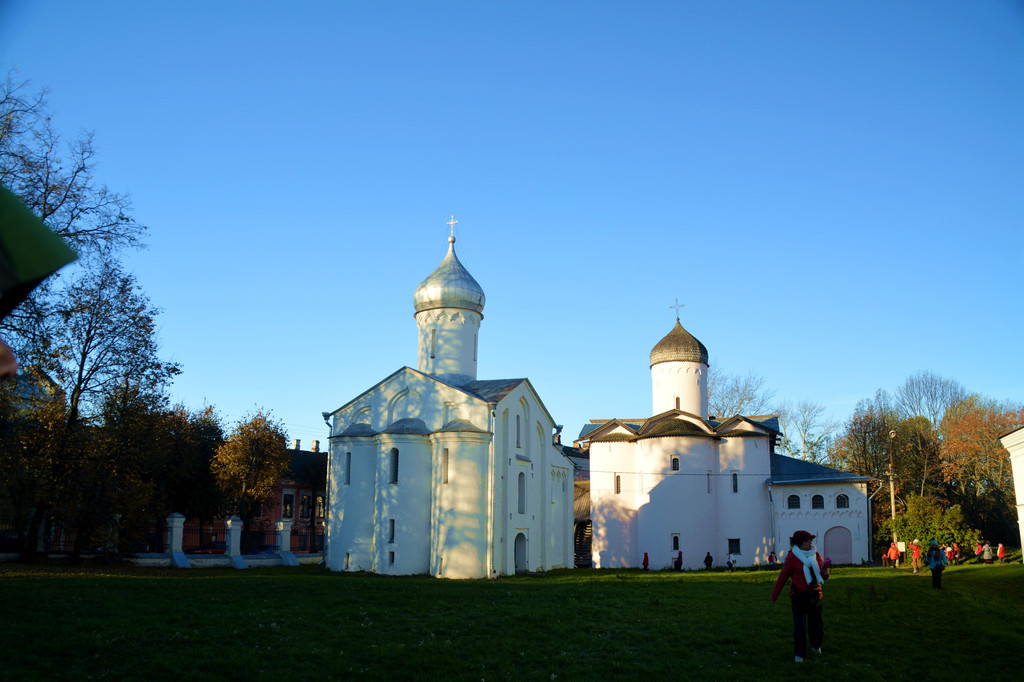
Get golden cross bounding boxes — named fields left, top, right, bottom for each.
left=446, top=215, right=458, bottom=238
left=670, top=298, right=685, bottom=320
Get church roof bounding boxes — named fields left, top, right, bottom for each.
left=413, top=236, right=486, bottom=315
left=649, top=319, right=708, bottom=367
left=339, top=422, right=377, bottom=437
left=635, top=418, right=716, bottom=440
left=770, top=453, right=874, bottom=484
left=460, top=378, right=527, bottom=403
left=439, top=418, right=488, bottom=433
left=381, top=418, right=430, bottom=435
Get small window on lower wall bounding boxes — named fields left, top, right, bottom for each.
left=812, top=494, right=824, bottom=509
left=836, top=493, right=849, bottom=509
left=728, top=538, right=741, bottom=555
left=787, top=494, right=800, bottom=509
left=671, top=457, right=680, bottom=471
left=389, top=551, right=395, bottom=565
left=282, top=493, right=294, bottom=518
left=615, top=475, right=622, bottom=495
left=672, top=534, right=680, bottom=550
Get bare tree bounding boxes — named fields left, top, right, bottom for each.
left=894, top=371, right=967, bottom=431
left=777, top=400, right=839, bottom=463
left=707, top=364, right=776, bottom=418
left=1, top=70, right=146, bottom=358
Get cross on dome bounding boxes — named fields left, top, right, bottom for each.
left=446, top=215, right=458, bottom=243
left=669, top=298, right=685, bottom=320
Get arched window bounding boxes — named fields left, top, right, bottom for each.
left=430, top=328, right=436, bottom=359
left=812, top=494, right=824, bottom=509
left=516, top=415, right=521, bottom=448
left=732, top=472, right=739, bottom=493
left=836, top=494, right=849, bottom=509
left=389, top=448, right=399, bottom=484
left=671, top=457, right=680, bottom=471
left=787, top=494, right=800, bottom=509
left=675, top=397, right=680, bottom=409
left=615, top=475, right=622, bottom=495
left=518, top=472, right=526, bottom=513
left=672, top=535, right=679, bottom=550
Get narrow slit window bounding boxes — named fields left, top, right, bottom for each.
left=442, top=448, right=449, bottom=484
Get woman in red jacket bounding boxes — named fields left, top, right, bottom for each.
left=770, top=530, right=832, bottom=663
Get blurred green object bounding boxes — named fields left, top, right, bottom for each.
left=0, top=185, right=78, bottom=319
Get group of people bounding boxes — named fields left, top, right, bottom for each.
left=974, top=541, right=1006, bottom=564
left=640, top=550, right=734, bottom=571
left=884, top=539, right=1007, bottom=570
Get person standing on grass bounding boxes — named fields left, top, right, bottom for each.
left=911, top=540, right=921, bottom=574
left=768, top=551, right=777, bottom=568
left=976, top=542, right=983, bottom=562
left=887, top=542, right=900, bottom=568
left=704, top=552, right=713, bottom=570
left=770, top=530, right=832, bottom=663
left=953, top=542, right=961, bottom=565
left=982, top=542, right=993, bottom=564
left=997, top=544, right=1005, bottom=563
left=642, top=552, right=649, bottom=570
left=926, top=540, right=947, bottom=589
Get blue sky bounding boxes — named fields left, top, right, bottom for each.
left=2, top=1, right=1021, bottom=445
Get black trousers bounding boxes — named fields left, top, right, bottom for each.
left=931, top=566, right=943, bottom=589
left=791, top=591, right=823, bottom=657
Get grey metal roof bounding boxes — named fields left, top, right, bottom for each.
left=577, top=420, right=645, bottom=440
left=413, top=237, right=486, bottom=315
left=461, top=378, right=526, bottom=403
left=439, top=418, right=488, bottom=433
left=339, top=422, right=376, bottom=437
left=381, top=418, right=430, bottom=435
left=770, top=453, right=874, bottom=484
left=650, top=319, right=708, bottom=366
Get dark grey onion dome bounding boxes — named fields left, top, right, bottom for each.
left=413, top=236, right=486, bottom=315
left=650, top=319, right=709, bottom=367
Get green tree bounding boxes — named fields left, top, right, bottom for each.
left=880, top=494, right=979, bottom=550
left=212, top=411, right=290, bottom=527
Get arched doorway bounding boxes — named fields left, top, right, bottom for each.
left=824, top=526, right=852, bottom=564
left=514, top=532, right=528, bottom=573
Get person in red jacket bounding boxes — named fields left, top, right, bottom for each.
left=770, top=530, right=832, bottom=662
left=887, top=542, right=901, bottom=567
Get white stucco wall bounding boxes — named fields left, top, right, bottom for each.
left=998, top=427, right=1024, bottom=561
left=325, top=369, right=573, bottom=579
left=651, top=360, right=708, bottom=418
left=770, top=481, right=870, bottom=564
left=416, top=308, right=481, bottom=385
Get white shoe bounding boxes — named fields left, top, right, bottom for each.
left=795, top=656, right=803, bottom=663
left=811, top=648, right=821, bottom=654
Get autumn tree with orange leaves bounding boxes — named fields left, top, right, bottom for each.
left=940, top=397, right=1024, bottom=541
left=212, top=411, right=290, bottom=529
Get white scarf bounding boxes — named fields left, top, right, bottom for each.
left=792, top=545, right=823, bottom=586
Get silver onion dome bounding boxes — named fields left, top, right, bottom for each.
left=413, top=236, right=486, bottom=315
left=650, top=319, right=708, bottom=367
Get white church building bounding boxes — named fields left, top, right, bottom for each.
left=323, top=228, right=574, bottom=578
left=580, top=318, right=873, bottom=570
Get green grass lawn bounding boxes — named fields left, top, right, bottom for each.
left=1, top=560, right=1021, bottom=680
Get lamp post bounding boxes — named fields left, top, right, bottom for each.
left=888, top=429, right=897, bottom=547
